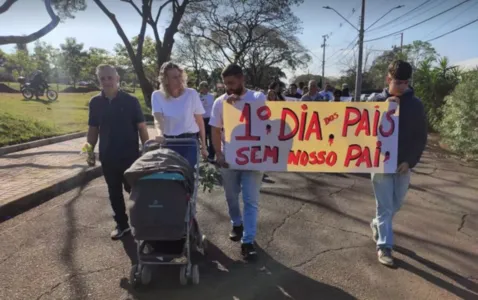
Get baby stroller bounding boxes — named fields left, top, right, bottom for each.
left=124, top=138, right=207, bottom=288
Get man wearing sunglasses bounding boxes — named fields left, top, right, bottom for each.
left=368, top=60, right=427, bottom=267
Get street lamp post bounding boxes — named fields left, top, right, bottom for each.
left=324, top=3, right=404, bottom=101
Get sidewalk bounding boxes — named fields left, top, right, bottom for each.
left=0, top=128, right=155, bottom=219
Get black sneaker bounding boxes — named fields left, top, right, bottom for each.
left=241, top=243, right=258, bottom=261
left=110, top=225, right=131, bottom=240
left=229, top=225, right=243, bottom=242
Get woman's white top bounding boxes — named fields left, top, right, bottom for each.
left=151, top=88, right=205, bottom=136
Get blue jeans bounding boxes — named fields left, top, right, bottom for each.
left=371, top=171, right=411, bottom=249
left=220, top=168, right=263, bottom=244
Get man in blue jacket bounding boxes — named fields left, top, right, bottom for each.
left=368, top=60, right=427, bottom=267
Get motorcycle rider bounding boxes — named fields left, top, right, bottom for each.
left=30, top=70, right=48, bottom=99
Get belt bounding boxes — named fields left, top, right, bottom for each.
left=164, top=133, right=198, bottom=139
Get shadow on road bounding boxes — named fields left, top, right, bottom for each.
left=395, top=258, right=478, bottom=299
left=61, top=182, right=89, bottom=298
left=395, top=246, right=478, bottom=297
left=260, top=188, right=478, bottom=264
left=118, top=242, right=356, bottom=300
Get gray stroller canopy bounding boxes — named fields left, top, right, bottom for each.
left=124, top=148, right=195, bottom=193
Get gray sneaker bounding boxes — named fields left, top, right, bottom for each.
left=370, top=221, right=378, bottom=243
left=378, top=248, right=394, bottom=267
left=110, top=226, right=131, bottom=240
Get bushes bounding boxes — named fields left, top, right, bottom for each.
left=0, top=112, right=57, bottom=147
left=414, top=57, right=460, bottom=131
left=439, top=71, right=478, bottom=158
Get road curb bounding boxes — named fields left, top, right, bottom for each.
left=0, top=165, right=103, bottom=222
left=0, top=132, right=86, bottom=156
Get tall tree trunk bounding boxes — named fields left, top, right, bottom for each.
left=155, top=0, right=189, bottom=73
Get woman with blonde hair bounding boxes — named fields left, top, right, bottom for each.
left=151, top=61, right=208, bottom=159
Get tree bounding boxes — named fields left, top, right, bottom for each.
left=59, top=37, right=87, bottom=87
left=439, top=70, right=478, bottom=157
left=209, top=67, right=222, bottom=86
left=365, top=41, right=437, bottom=89
left=31, top=41, right=56, bottom=79
left=92, top=0, right=201, bottom=107
left=82, top=47, right=114, bottom=83
left=182, top=0, right=304, bottom=65
left=245, top=66, right=286, bottom=89
left=115, top=35, right=158, bottom=86
left=0, top=0, right=61, bottom=45
left=238, top=29, right=310, bottom=88
left=3, top=46, right=35, bottom=79
left=403, top=40, right=437, bottom=70
left=414, top=56, right=460, bottom=130
left=174, top=35, right=207, bottom=87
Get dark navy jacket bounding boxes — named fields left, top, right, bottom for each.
left=369, top=88, right=427, bottom=169
left=88, top=91, right=145, bottom=164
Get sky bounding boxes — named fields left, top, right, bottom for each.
left=1, top=0, right=477, bottom=82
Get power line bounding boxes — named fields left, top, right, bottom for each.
left=365, top=0, right=472, bottom=42
left=367, top=0, right=434, bottom=32
left=422, top=0, right=478, bottom=38
left=326, top=36, right=358, bottom=63
left=426, top=17, right=478, bottom=42
left=390, top=0, right=453, bottom=30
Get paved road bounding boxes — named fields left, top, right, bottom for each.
left=0, top=145, right=477, bottom=300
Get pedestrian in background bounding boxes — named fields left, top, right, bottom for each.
left=198, top=81, right=216, bottom=162
left=267, top=89, right=278, bottom=101
left=332, top=89, right=342, bottom=102
left=286, top=83, right=302, bottom=99
left=268, top=81, right=285, bottom=100
left=301, top=80, right=324, bottom=101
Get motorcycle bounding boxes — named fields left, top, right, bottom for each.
left=21, top=82, right=58, bottom=101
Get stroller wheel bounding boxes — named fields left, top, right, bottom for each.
left=179, top=265, right=188, bottom=286
left=141, top=265, right=152, bottom=286
left=191, top=264, right=200, bottom=285
left=130, top=264, right=141, bottom=288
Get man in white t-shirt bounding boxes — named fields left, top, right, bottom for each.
left=209, top=64, right=265, bottom=261
left=198, top=81, right=216, bottom=161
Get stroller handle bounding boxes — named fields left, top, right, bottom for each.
left=142, top=138, right=199, bottom=155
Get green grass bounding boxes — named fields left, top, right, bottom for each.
left=0, top=90, right=152, bottom=146
left=0, top=81, right=71, bottom=91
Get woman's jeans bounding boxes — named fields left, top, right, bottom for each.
left=220, top=168, right=263, bottom=244
left=371, top=171, right=411, bottom=250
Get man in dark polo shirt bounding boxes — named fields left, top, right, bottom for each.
left=87, top=64, right=149, bottom=240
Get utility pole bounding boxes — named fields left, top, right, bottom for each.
left=321, top=34, right=328, bottom=90
left=325, top=2, right=402, bottom=101
left=400, top=32, right=404, bottom=52
left=354, top=0, right=366, bottom=102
